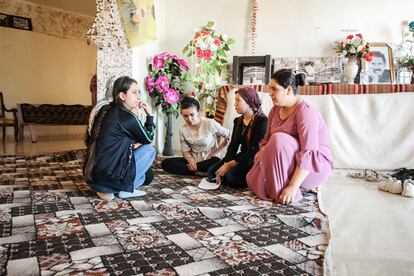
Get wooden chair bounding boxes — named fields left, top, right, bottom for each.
left=0, top=92, right=18, bottom=141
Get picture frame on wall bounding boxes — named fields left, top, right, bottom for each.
left=0, top=13, right=32, bottom=31
left=0, top=13, right=11, bottom=27
left=11, top=15, right=32, bottom=31
left=362, top=43, right=395, bottom=84
left=232, top=55, right=273, bottom=85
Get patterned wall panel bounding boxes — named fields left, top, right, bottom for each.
left=87, top=0, right=132, bottom=101
left=0, top=0, right=93, bottom=41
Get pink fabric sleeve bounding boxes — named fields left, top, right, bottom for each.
left=294, top=106, right=324, bottom=173
left=259, top=106, right=275, bottom=148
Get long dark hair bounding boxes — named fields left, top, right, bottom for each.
left=180, top=96, right=200, bottom=112
left=271, top=69, right=305, bottom=95
left=112, top=76, right=138, bottom=106
left=83, top=76, right=137, bottom=183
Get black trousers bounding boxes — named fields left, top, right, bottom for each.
left=161, top=157, right=220, bottom=176
left=207, top=159, right=253, bottom=188
left=142, top=168, right=154, bottom=186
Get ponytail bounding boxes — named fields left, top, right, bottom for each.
left=83, top=104, right=111, bottom=183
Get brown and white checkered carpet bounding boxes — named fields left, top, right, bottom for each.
left=0, top=150, right=330, bottom=275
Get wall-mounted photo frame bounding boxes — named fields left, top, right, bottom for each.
left=0, top=13, right=11, bottom=28
left=232, top=55, right=273, bottom=85
left=0, top=13, right=32, bottom=31
left=12, top=15, right=32, bottom=31
left=362, top=42, right=395, bottom=84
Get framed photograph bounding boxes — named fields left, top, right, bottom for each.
left=0, top=13, right=11, bottom=27
left=273, top=57, right=342, bottom=84
left=363, top=43, right=394, bottom=84
left=11, top=15, right=32, bottom=31
left=0, top=13, right=32, bottom=31
left=232, top=55, right=273, bottom=85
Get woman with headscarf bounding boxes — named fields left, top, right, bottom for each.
left=207, top=87, right=268, bottom=187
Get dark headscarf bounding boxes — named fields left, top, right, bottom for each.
left=235, top=87, right=263, bottom=116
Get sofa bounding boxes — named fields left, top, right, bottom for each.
left=17, top=103, right=92, bottom=142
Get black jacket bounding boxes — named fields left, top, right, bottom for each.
left=223, top=113, right=267, bottom=164
left=92, top=105, right=155, bottom=193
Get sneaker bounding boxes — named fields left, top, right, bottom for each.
left=401, top=179, right=414, bottom=198
left=118, top=189, right=147, bottom=198
left=198, top=177, right=220, bottom=190
left=96, top=192, right=115, bottom=201
left=378, top=178, right=403, bottom=194
left=349, top=169, right=386, bottom=182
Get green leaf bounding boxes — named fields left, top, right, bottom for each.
left=227, top=38, right=236, bottom=45
left=182, top=45, right=189, bottom=55
left=206, top=21, right=214, bottom=28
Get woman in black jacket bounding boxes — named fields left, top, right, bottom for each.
left=207, top=87, right=267, bottom=187
left=84, top=76, right=156, bottom=201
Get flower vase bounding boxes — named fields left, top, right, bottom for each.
left=162, top=112, right=174, bottom=156
left=343, top=56, right=359, bottom=84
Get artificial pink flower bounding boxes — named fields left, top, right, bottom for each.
left=155, top=75, right=169, bottom=92
left=177, top=59, right=189, bottom=71
left=213, top=38, right=221, bottom=46
left=159, top=52, right=168, bottom=58
left=356, top=33, right=363, bottom=39
left=194, top=33, right=200, bottom=39
left=202, top=30, right=211, bottom=36
left=346, top=34, right=354, bottom=40
left=196, top=48, right=203, bottom=58
left=153, top=55, right=165, bottom=69
left=145, top=75, right=155, bottom=95
left=163, top=88, right=180, bottom=104
left=203, top=50, right=212, bottom=59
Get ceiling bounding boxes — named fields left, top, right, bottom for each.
left=24, top=0, right=96, bottom=16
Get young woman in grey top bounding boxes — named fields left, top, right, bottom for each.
left=161, top=97, right=231, bottom=175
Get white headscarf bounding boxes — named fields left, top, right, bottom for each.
left=87, top=75, right=117, bottom=135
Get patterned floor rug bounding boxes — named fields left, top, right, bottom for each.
left=0, top=150, right=330, bottom=275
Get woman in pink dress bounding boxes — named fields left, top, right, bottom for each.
left=246, top=69, right=334, bottom=204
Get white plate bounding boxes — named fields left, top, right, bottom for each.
left=198, top=178, right=221, bottom=190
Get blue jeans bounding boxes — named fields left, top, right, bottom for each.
left=133, top=144, right=156, bottom=189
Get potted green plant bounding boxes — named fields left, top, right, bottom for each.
left=183, top=21, right=235, bottom=117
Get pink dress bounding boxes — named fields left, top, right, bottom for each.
left=246, top=101, right=334, bottom=202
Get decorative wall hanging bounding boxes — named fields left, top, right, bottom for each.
left=249, top=0, right=258, bottom=54
left=117, top=0, right=157, bottom=47
left=0, top=0, right=93, bottom=40
left=87, top=0, right=133, bottom=101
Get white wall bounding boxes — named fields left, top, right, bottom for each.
left=157, top=0, right=413, bottom=57
left=0, top=27, right=97, bottom=139
left=132, top=0, right=414, bottom=152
